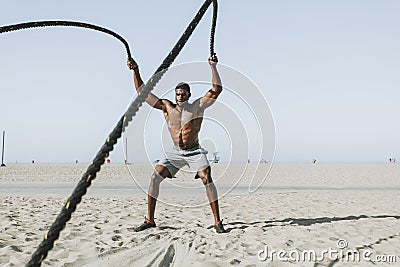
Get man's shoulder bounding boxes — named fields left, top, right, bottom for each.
left=160, top=98, right=173, bottom=103
left=191, top=98, right=202, bottom=106
left=191, top=98, right=206, bottom=110
left=160, top=99, right=174, bottom=106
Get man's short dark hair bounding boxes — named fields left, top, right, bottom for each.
left=175, top=82, right=190, bottom=92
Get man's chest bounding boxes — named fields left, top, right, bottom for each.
left=166, top=106, right=202, bottom=127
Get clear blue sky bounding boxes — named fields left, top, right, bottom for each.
left=1, top=0, right=399, bottom=163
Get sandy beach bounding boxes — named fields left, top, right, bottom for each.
left=1, top=163, right=400, bottom=266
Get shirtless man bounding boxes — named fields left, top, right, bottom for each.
left=127, top=55, right=226, bottom=233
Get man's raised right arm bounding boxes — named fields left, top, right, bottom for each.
left=127, top=59, right=168, bottom=111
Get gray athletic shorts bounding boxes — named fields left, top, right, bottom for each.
left=158, top=145, right=209, bottom=178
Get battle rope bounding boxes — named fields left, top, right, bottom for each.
left=2, top=0, right=218, bottom=266
left=0, top=20, right=132, bottom=61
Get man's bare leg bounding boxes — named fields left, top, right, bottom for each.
left=205, top=182, right=221, bottom=222
left=147, top=187, right=159, bottom=222
left=197, top=167, right=226, bottom=233
left=148, top=165, right=171, bottom=220
left=135, top=165, right=169, bottom=232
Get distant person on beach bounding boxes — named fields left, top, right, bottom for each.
left=127, top=55, right=226, bottom=233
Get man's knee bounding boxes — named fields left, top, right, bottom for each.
left=197, top=166, right=213, bottom=185
left=151, top=165, right=171, bottom=184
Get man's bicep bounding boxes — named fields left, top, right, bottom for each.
left=199, top=89, right=221, bottom=108
left=154, top=99, right=173, bottom=111
left=145, top=94, right=166, bottom=110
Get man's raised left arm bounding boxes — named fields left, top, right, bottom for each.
left=199, top=55, right=223, bottom=109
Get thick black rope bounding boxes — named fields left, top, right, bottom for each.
left=0, top=20, right=132, bottom=60
left=16, top=0, right=218, bottom=266
left=209, top=0, right=218, bottom=57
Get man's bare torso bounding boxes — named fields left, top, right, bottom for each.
left=163, top=101, right=203, bottom=150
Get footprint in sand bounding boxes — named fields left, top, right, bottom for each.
left=9, top=245, right=23, bottom=252
left=111, top=235, right=122, bottom=241
left=65, top=231, right=80, bottom=240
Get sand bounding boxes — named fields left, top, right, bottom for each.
left=1, top=163, right=400, bottom=266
